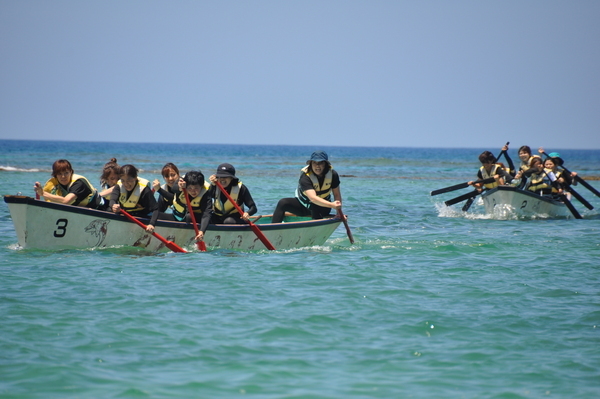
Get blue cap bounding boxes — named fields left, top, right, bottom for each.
left=307, top=150, right=329, bottom=164
left=547, top=152, right=564, bottom=166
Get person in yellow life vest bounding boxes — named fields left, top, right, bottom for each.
left=208, top=163, right=257, bottom=224
left=468, top=151, right=513, bottom=191
left=152, top=162, right=180, bottom=213
left=33, top=159, right=102, bottom=209
left=109, top=164, right=159, bottom=233
left=517, top=145, right=542, bottom=173
left=526, top=155, right=572, bottom=197
left=164, top=170, right=212, bottom=241
left=538, top=147, right=579, bottom=185
left=508, top=146, right=542, bottom=188
left=271, top=150, right=343, bottom=223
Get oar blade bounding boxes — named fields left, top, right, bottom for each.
left=215, top=181, right=276, bottom=250
left=183, top=188, right=207, bottom=252
left=560, top=194, right=582, bottom=219
left=337, top=209, right=355, bottom=244
left=121, top=209, right=187, bottom=253
left=461, top=197, right=475, bottom=212
left=196, top=241, right=207, bottom=251
left=249, top=222, right=276, bottom=250
left=444, top=190, right=479, bottom=207
left=165, top=239, right=187, bottom=253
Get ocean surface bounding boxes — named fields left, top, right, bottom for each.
left=1, top=140, right=599, bottom=399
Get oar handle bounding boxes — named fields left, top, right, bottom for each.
left=120, top=209, right=187, bottom=253
left=431, top=177, right=496, bottom=196
left=215, top=181, right=276, bottom=250
left=182, top=188, right=207, bottom=252
left=496, top=141, right=509, bottom=161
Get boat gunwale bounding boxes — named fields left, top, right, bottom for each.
left=3, top=195, right=341, bottom=232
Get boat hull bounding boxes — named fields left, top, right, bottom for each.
left=4, top=196, right=342, bottom=252
left=481, top=186, right=570, bottom=218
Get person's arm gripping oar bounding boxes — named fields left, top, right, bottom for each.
left=215, top=181, right=276, bottom=250
left=120, top=209, right=187, bottom=253
left=182, top=188, right=207, bottom=252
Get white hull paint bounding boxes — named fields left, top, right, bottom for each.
left=481, top=186, right=569, bottom=218
left=4, top=196, right=342, bottom=252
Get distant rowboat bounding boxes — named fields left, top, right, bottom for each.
left=4, top=195, right=342, bottom=252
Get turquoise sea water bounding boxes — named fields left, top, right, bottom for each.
left=1, top=140, right=599, bottom=398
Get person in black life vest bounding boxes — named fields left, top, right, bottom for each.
left=169, top=171, right=212, bottom=242
left=152, top=162, right=180, bottom=213
left=271, top=150, right=343, bottom=223
left=110, top=164, right=159, bottom=233
left=99, top=158, right=120, bottom=199
left=33, top=159, right=102, bottom=209
left=208, top=163, right=257, bottom=224
left=468, top=151, right=513, bottom=192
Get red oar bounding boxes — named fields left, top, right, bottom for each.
left=120, top=209, right=186, bottom=253
left=215, top=181, right=276, bottom=250
left=182, top=188, right=207, bottom=252
left=337, top=208, right=355, bottom=244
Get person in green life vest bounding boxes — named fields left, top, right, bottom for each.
left=110, top=164, right=159, bottom=233
left=208, top=163, right=257, bottom=224
left=33, top=159, right=102, bottom=209
left=271, top=150, right=343, bottom=223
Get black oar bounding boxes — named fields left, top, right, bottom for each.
left=462, top=196, right=476, bottom=212
left=563, top=185, right=593, bottom=210
left=445, top=190, right=480, bottom=207
left=558, top=193, right=582, bottom=219
left=562, top=165, right=600, bottom=198
left=431, top=177, right=495, bottom=196
left=541, top=150, right=600, bottom=198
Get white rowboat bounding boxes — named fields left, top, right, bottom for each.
left=481, top=186, right=570, bottom=218
left=4, top=195, right=342, bottom=252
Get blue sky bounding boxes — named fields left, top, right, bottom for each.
left=1, top=1, right=599, bottom=149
